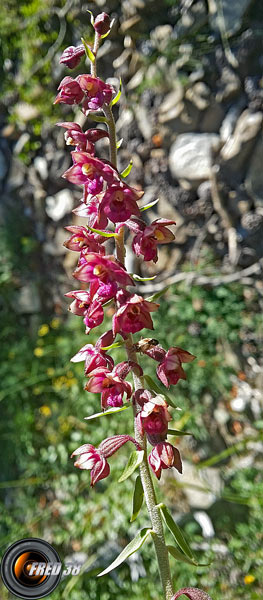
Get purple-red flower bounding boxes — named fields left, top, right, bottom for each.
left=64, top=225, right=106, bottom=253
left=62, top=151, right=117, bottom=194
left=70, top=342, right=114, bottom=375
left=148, top=442, right=182, bottom=479
left=132, top=218, right=176, bottom=263
left=57, top=122, right=109, bottom=153
left=71, top=443, right=110, bottom=485
left=73, top=195, right=108, bottom=229
left=54, top=76, right=84, bottom=105
left=134, top=390, right=171, bottom=446
left=59, top=45, right=85, bottom=69
left=100, top=183, right=143, bottom=223
left=73, top=253, right=134, bottom=294
left=157, top=347, right=195, bottom=388
left=65, top=287, right=104, bottom=333
left=94, top=12, right=111, bottom=37
left=71, top=435, right=141, bottom=486
left=113, top=291, right=159, bottom=335
left=76, top=75, right=114, bottom=112
left=85, top=366, right=132, bottom=408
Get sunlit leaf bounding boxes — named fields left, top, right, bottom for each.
left=100, top=341, right=125, bottom=351
left=116, top=138, right=123, bottom=149
left=146, top=286, right=170, bottom=302
left=81, top=37, right=95, bottom=63
left=97, top=528, right=151, bottom=576
left=88, top=113, right=109, bottom=123
left=132, top=274, right=157, bottom=282
left=167, top=546, right=210, bottom=567
left=159, top=504, right=194, bottom=559
left=118, top=450, right=144, bottom=482
left=111, top=78, right=122, bottom=106
left=87, top=9, right=95, bottom=25
left=130, top=475, right=144, bottom=522
left=120, top=159, right=133, bottom=178
left=84, top=406, right=131, bottom=421
left=86, top=225, right=118, bottom=238
left=140, top=198, right=159, bottom=212
left=167, top=429, right=192, bottom=436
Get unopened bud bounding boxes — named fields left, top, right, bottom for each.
left=94, top=12, right=111, bottom=36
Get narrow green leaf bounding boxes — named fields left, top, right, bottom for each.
left=140, top=198, right=159, bottom=212
left=81, top=37, right=95, bottom=63
left=167, top=429, right=192, bottom=437
left=84, top=406, right=131, bottom=421
left=132, top=274, right=157, bottom=282
left=88, top=113, right=109, bottom=123
left=116, top=138, right=123, bottom=149
left=146, top=286, right=170, bottom=302
left=100, top=341, right=125, bottom=351
left=86, top=225, right=118, bottom=238
left=167, top=545, right=210, bottom=567
left=130, top=475, right=144, bottom=522
left=87, top=9, right=95, bottom=25
left=97, top=528, right=151, bottom=577
left=111, top=78, right=122, bottom=106
left=118, top=450, right=144, bottom=483
left=159, top=504, right=194, bottom=559
left=121, top=159, right=133, bottom=178
left=143, top=375, right=178, bottom=409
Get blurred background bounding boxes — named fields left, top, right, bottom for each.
left=0, top=0, right=263, bottom=598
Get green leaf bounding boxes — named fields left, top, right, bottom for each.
left=140, top=198, right=159, bottom=212
left=143, top=375, right=178, bottom=409
left=84, top=406, right=131, bottom=421
left=132, top=274, right=157, bottom=282
left=87, top=113, right=109, bottom=124
left=159, top=504, right=194, bottom=559
left=118, top=450, right=144, bottom=482
left=116, top=138, right=123, bottom=149
left=111, top=78, right=122, bottom=106
left=86, top=225, right=118, bottom=238
left=146, top=286, right=170, bottom=302
left=121, top=159, right=133, bottom=178
left=81, top=37, right=95, bottom=63
left=130, top=475, right=144, bottom=522
left=167, top=545, right=210, bottom=567
left=87, top=9, right=95, bottom=25
left=97, top=528, right=151, bottom=577
left=167, top=429, right=192, bottom=436
left=100, top=341, right=125, bottom=351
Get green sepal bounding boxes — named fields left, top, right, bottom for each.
left=120, top=159, right=133, bottom=178
left=84, top=405, right=131, bottom=421
left=111, top=78, right=122, bottom=106
left=130, top=475, right=144, bottom=522
left=140, top=198, right=159, bottom=212
left=143, top=374, right=178, bottom=409
left=87, top=10, right=95, bottom=25
left=81, top=37, right=95, bottom=63
left=118, top=450, right=144, bottom=482
left=97, top=528, right=152, bottom=577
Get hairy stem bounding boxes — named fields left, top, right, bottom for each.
left=103, top=103, right=174, bottom=600
left=91, top=31, right=100, bottom=77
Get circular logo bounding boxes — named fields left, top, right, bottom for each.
left=1, top=538, right=62, bottom=599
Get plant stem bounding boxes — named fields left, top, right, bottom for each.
left=91, top=31, right=100, bottom=77
left=103, top=103, right=174, bottom=600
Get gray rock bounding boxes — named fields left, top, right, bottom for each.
left=208, top=0, right=253, bottom=37
left=15, top=102, right=40, bottom=122
left=216, top=67, right=241, bottom=103
left=221, top=110, right=262, bottom=175
left=173, top=461, right=221, bottom=509
left=45, top=189, right=74, bottom=221
left=16, top=283, right=41, bottom=314
left=34, top=156, right=48, bottom=181
left=245, top=135, right=263, bottom=204
left=169, top=133, right=220, bottom=188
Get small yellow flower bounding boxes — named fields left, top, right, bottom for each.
left=38, top=324, right=49, bottom=337
left=66, top=378, right=78, bottom=388
left=39, top=405, right=52, bottom=417
left=33, top=386, right=42, bottom=395
left=50, top=318, right=60, bottom=329
left=47, top=367, right=55, bottom=377
left=244, top=574, right=255, bottom=585
left=34, top=347, right=44, bottom=357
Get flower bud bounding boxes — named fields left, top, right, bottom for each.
left=172, top=588, right=212, bottom=600
left=94, top=12, right=111, bottom=36
left=148, top=442, right=182, bottom=479
left=60, top=45, right=85, bottom=69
